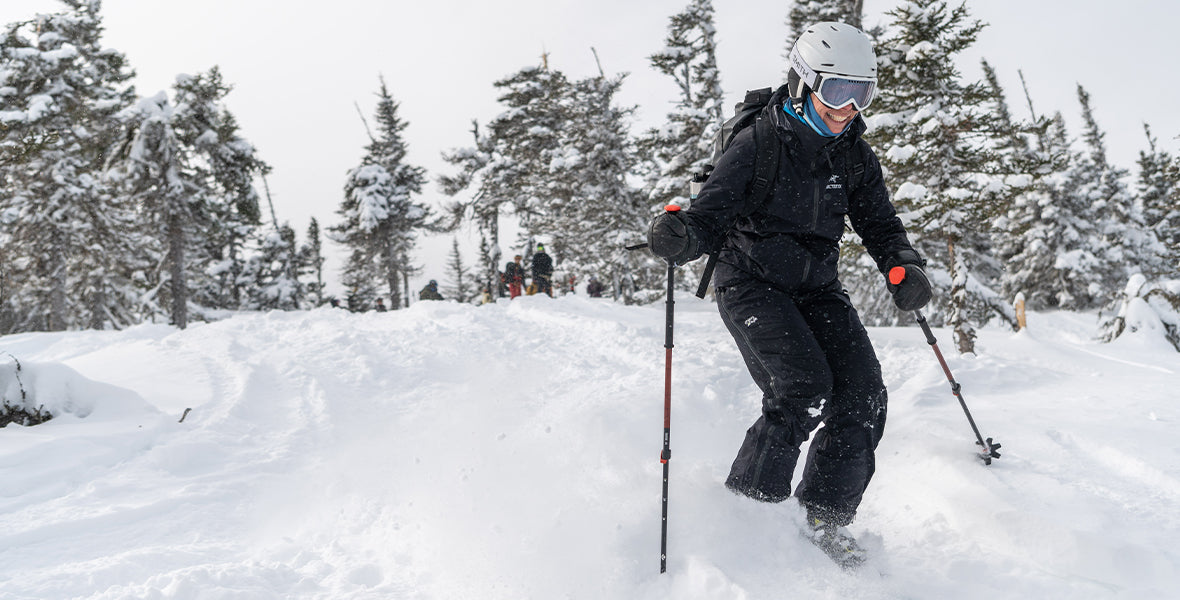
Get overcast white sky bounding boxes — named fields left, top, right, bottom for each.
left=3, top=0, right=1178, bottom=296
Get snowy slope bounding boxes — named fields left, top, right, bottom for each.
left=0, top=296, right=1177, bottom=599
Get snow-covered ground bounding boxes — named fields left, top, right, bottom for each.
left=1, top=295, right=1177, bottom=599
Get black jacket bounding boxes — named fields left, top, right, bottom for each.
left=531, top=252, right=553, bottom=280
left=504, top=261, right=525, bottom=283
left=686, top=86, right=920, bottom=294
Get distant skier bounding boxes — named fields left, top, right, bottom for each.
left=647, top=22, right=932, bottom=568
left=503, top=255, right=526, bottom=299
left=587, top=276, right=605, bottom=298
left=531, top=244, right=554, bottom=297
left=418, top=280, right=444, bottom=301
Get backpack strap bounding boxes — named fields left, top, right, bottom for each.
left=745, top=111, right=781, bottom=214
left=695, top=109, right=781, bottom=299
left=846, top=147, right=866, bottom=190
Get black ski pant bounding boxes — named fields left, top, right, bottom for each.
left=717, top=279, right=887, bottom=526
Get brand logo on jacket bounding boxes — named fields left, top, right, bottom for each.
left=826, top=174, right=843, bottom=190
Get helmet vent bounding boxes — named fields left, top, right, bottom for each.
left=822, top=40, right=832, bottom=48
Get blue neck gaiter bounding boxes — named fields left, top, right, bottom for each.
left=784, top=97, right=838, bottom=137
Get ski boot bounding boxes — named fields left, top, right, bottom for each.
left=806, top=514, right=867, bottom=570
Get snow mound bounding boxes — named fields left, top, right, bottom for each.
left=0, top=354, right=156, bottom=425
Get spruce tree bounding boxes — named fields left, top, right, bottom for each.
left=171, top=68, right=267, bottom=312
left=861, top=0, right=995, bottom=351
left=638, top=0, right=725, bottom=295
left=113, top=92, right=201, bottom=328
left=542, top=61, right=652, bottom=302
left=441, top=61, right=568, bottom=292
left=299, top=218, right=327, bottom=306
left=965, top=60, right=1041, bottom=330
left=443, top=238, right=474, bottom=303
left=1068, top=85, right=1139, bottom=306
left=1137, top=126, right=1179, bottom=273
left=994, top=70, right=1077, bottom=310
left=1010, top=111, right=1110, bottom=310
left=245, top=223, right=301, bottom=310
left=110, top=68, right=266, bottom=328
left=0, top=1, right=138, bottom=332
left=640, top=0, right=725, bottom=212
left=330, top=76, right=429, bottom=311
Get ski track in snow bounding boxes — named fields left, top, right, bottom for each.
left=0, top=296, right=1177, bottom=599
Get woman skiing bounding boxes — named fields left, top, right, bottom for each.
left=647, top=22, right=932, bottom=567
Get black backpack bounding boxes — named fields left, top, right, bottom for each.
left=690, top=86, right=866, bottom=298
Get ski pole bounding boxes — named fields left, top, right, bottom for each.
left=626, top=204, right=681, bottom=573
left=890, top=267, right=1002, bottom=465
left=657, top=256, right=674, bottom=573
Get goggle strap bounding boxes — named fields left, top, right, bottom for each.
left=788, top=46, right=821, bottom=90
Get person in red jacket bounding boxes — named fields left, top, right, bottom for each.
left=503, top=255, right=526, bottom=299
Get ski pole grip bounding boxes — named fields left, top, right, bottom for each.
left=889, top=266, right=907, bottom=285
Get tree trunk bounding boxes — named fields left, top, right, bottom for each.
left=846, top=0, right=864, bottom=29
left=88, top=279, right=106, bottom=330
left=947, top=238, right=976, bottom=354
left=48, top=239, right=67, bottom=331
left=169, top=212, right=188, bottom=329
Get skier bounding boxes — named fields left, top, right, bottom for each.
left=587, top=276, right=605, bottom=298
left=503, top=255, right=526, bottom=299
left=647, top=22, right=931, bottom=567
left=531, top=244, right=554, bottom=297
left=418, top=280, right=444, bottom=301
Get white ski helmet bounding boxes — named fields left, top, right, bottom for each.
left=787, top=22, right=878, bottom=111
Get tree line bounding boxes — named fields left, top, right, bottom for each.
left=1, top=0, right=1177, bottom=352
left=0, top=1, right=326, bottom=331
left=433, top=0, right=1177, bottom=353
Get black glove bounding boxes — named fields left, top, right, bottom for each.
left=648, top=209, right=702, bottom=265
left=887, top=264, right=932, bottom=311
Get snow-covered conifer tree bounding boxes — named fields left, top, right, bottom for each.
left=639, top=0, right=725, bottom=212
left=169, top=69, right=267, bottom=312
left=0, top=1, right=138, bottom=332
left=638, top=0, right=726, bottom=295
left=993, top=70, right=1079, bottom=310
left=1136, top=126, right=1179, bottom=274
left=330, top=76, right=429, bottom=311
left=443, top=238, right=474, bottom=304
left=440, top=61, right=568, bottom=293
left=542, top=61, right=653, bottom=302
left=111, top=68, right=266, bottom=328
left=113, top=92, right=201, bottom=328
left=245, top=223, right=301, bottom=311
left=861, top=0, right=995, bottom=351
left=299, top=218, right=326, bottom=307
left=1066, top=85, right=1141, bottom=307
left=1002, top=109, right=1108, bottom=310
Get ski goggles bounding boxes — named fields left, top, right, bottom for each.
left=814, top=75, right=876, bottom=111
left=789, top=47, right=877, bottom=111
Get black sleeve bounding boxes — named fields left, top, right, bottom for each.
left=682, top=125, right=760, bottom=253
left=847, top=141, right=924, bottom=272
